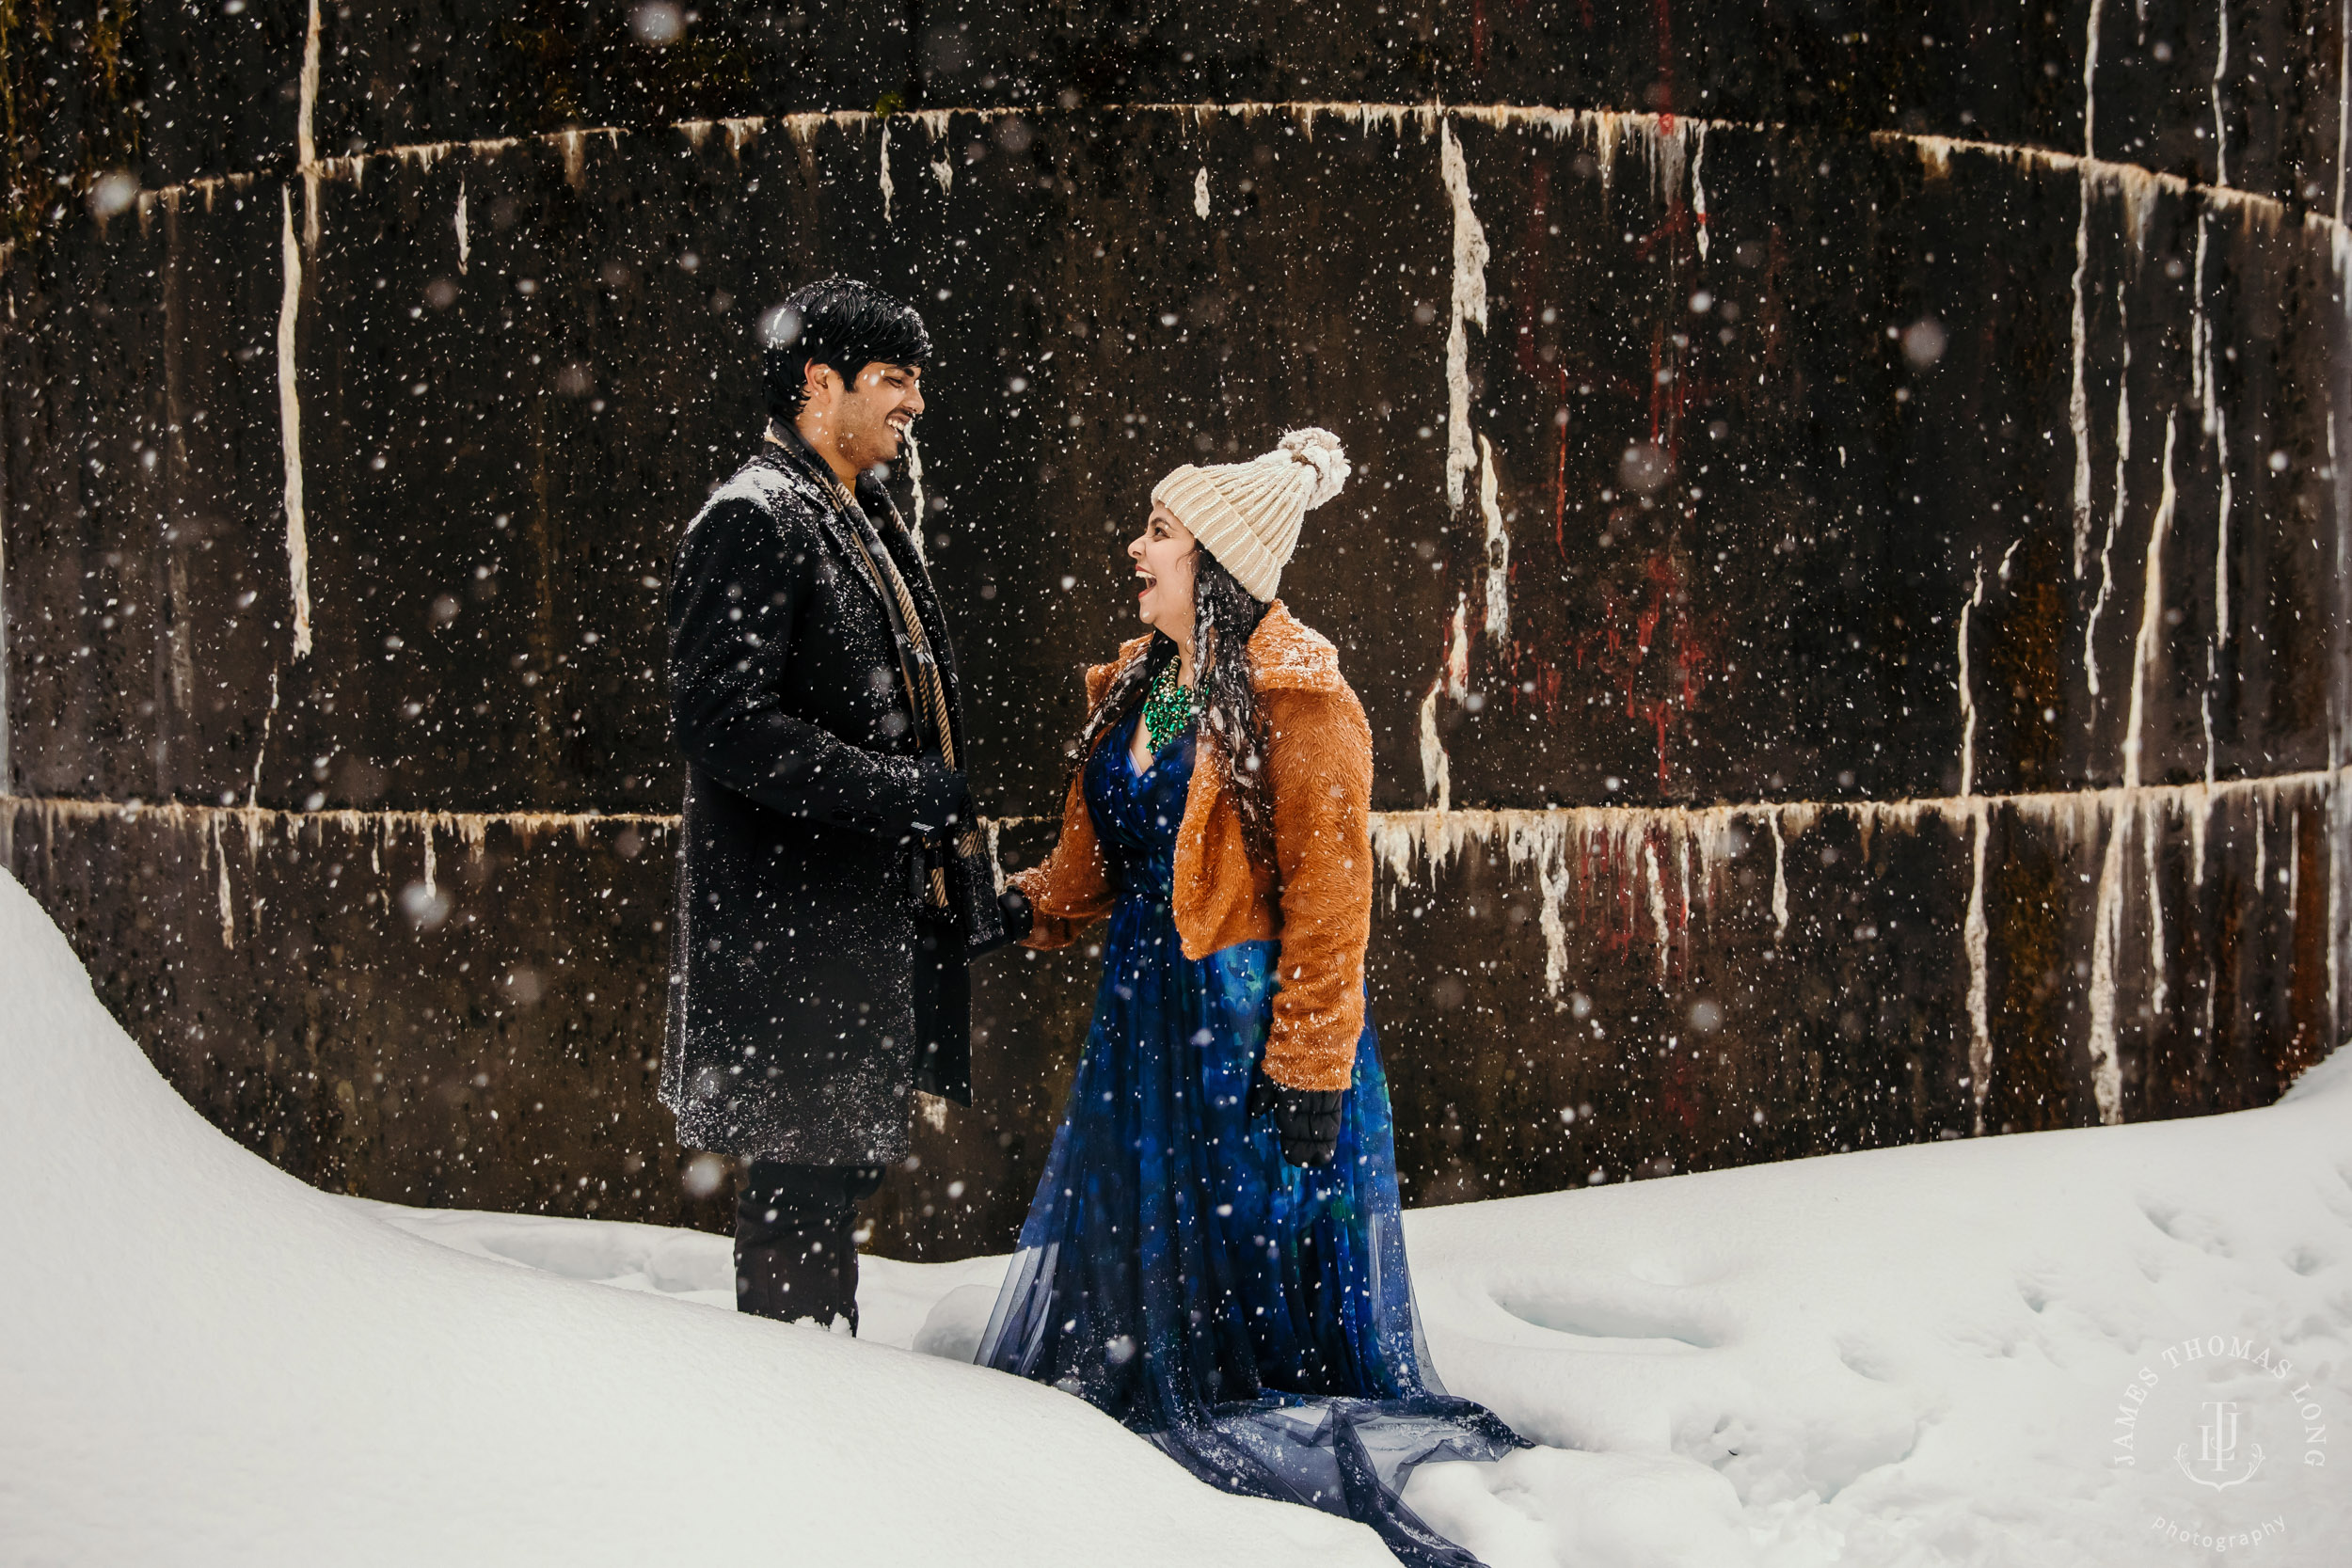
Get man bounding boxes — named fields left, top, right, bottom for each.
left=663, top=277, right=1027, bottom=1331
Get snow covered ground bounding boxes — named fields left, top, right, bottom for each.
left=4, top=865, right=2348, bottom=1566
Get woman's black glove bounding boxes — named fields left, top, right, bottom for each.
left=996, top=887, right=1034, bottom=944
left=1246, top=1067, right=1343, bottom=1168
left=904, top=752, right=972, bottom=838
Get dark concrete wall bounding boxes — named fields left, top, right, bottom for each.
left=4, top=5, right=2348, bottom=1257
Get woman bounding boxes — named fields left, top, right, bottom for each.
left=977, top=430, right=1524, bottom=1567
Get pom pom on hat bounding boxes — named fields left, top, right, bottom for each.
left=1275, top=427, right=1351, bottom=510
left=1152, top=428, right=1351, bottom=602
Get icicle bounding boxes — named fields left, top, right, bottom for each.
left=1477, top=435, right=1509, bottom=641
left=455, top=179, right=469, bottom=274
left=421, top=819, right=437, bottom=900
left=1194, top=167, right=1210, bottom=218
left=276, top=194, right=312, bottom=660
left=1438, top=119, right=1489, bottom=514
left=879, top=120, right=895, bottom=224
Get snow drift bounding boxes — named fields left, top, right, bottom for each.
left=0, top=871, right=1387, bottom=1567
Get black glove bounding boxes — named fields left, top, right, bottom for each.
left=1246, top=1066, right=1343, bottom=1168
left=904, top=752, right=972, bottom=837
left=996, top=887, right=1034, bottom=945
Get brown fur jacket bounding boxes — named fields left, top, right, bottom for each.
left=1010, top=602, right=1374, bottom=1092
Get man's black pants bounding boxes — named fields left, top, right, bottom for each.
left=734, top=1160, right=885, bottom=1331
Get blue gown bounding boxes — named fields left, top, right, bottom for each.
left=977, top=708, right=1524, bottom=1567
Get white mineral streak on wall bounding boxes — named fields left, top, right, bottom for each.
left=2330, top=235, right=2352, bottom=1035
left=1443, top=595, right=1470, bottom=700
left=276, top=190, right=313, bottom=660
left=1690, top=125, right=1709, bottom=261
left=246, top=672, right=280, bottom=809
left=1535, top=849, right=1571, bottom=998
left=2211, top=0, right=2231, bottom=189
left=1960, top=555, right=1994, bottom=1127
left=878, top=120, right=895, bottom=223
left=455, top=179, right=470, bottom=274
left=1964, top=802, right=1992, bottom=1132
left=2340, top=0, right=2351, bottom=224
left=551, top=129, right=624, bottom=189
left=2085, top=319, right=2131, bottom=704
left=2193, top=212, right=2232, bottom=784
left=2130, top=416, right=2181, bottom=1009
left=295, top=0, right=324, bottom=246
left=2122, top=413, right=2178, bottom=791
left=930, top=120, right=956, bottom=192
left=1418, top=687, right=1450, bottom=813
left=1641, top=837, right=1671, bottom=977
left=1769, top=811, right=1789, bottom=939
left=1477, top=436, right=1509, bottom=641
left=1438, top=119, right=1489, bottom=514
left=2085, top=410, right=2181, bottom=1120
left=1960, top=560, right=1985, bottom=796
left=1195, top=167, right=1210, bottom=218
left=2085, top=802, right=2130, bottom=1125
left=2070, top=173, right=2095, bottom=577
left=2083, top=0, right=2104, bottom=159
left=210, top=816, right=235, bottom=949
left=1418, top=596, right=1470, bottom=810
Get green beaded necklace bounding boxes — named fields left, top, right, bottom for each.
left=1140, top=658, right=1200, bottom=753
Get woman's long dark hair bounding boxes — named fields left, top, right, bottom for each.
left=1069, top=547, right=1276, bottom=867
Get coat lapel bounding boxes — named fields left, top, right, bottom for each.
left=757, top=442, right=892, bottom=621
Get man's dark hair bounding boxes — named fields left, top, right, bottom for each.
left=760, top=277, right=931, bottom=423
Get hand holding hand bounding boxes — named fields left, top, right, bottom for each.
left=996, top=887, right=1034, bottom=945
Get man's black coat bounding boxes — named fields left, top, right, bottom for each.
left=662, top=437, right=972, bottom=1165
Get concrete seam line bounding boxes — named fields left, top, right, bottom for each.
left=3, top=767, right=2342, bottom=841
left=86, top=103, right=2342, bottom=248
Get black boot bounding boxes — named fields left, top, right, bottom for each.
left=734, top=1160, right=885, bottom=1331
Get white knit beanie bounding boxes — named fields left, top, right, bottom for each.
left=1151, top=428, right=1351, bottom=602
